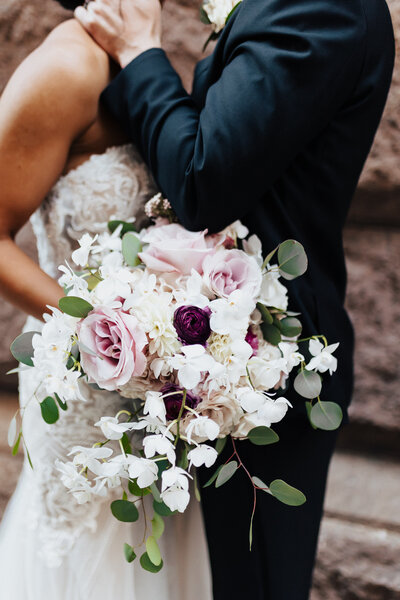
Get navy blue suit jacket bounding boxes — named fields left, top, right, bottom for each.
left=102, top=0, right=394, bottom=417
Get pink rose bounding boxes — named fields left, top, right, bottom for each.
left=77, top=307, right=147, bottom=391
left=139, top=223, right=214, bottom=275
left=203, top=249, right=262, bottom=299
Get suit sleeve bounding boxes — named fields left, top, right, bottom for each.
left=102, top=0, right=364, bottom=233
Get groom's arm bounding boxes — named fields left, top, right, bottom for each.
left=83, top=0, right=364, bottom=233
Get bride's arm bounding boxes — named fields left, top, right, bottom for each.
left=0, top=22, right=109, bottom=320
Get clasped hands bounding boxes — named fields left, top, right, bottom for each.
left=75, top=0, right=162, bottom=68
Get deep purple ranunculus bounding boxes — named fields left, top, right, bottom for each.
left=173, top=305, right=211, bottom=346
left=245, top=327, right=259, bottom=357
left=161, top=383, right=201, bottom=421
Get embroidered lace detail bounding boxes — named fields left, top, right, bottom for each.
left=20, top=145, right=157, bottom=566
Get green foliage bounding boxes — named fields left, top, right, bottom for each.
left=278, top=317, right=302, bottom=338
left=111, top=499, right=139, bottom=522
left=55, top=393, right=68, bottom=411
left=153, top=500, right=175, bottom=517
left=310, top=401, right=343, bottom=431
left=151, top=512, right=165, bottom=540
left=261, top=323, right=282, bottom=346
left=40, top=396, right=60, bottom=425
left=157, top=459, right=169, bottom=477
left=10, top=331, right=38, bottom=366
left=294, top=370, right=322, bottom=399
left=122, top=232, right=142, bottom=267
left=128, top=479, right=151, bottom=497
left=59, top=296, right=93, bottom=318
left=146, top=535, right=162, bottom=566
left=215, top=460, right=238, bottom=488
left=199, top=6, right=211, bottom=24
left=257, top=302, right=273, bottom=325
left=269, top=479, right=306, bottom=506
left=12, top=432, right=22, bottom=456
left=140, top=552, right=164, bottom=573
left=108, top=220, right=137, bottom=236
left=278, top=240, right=308, bottom=280
left=120, top=432, right=132, bottom=455
left=150, top=482, right=162, bottom=503
left=215, top=436, right=227, bottom=454
left=124, top=543, right=136, bottom=563
left=248, top=426, right=279, bottom=446
left=203, top=465, right=223, bottom=488
left=251, top=476, right=270, bottom=492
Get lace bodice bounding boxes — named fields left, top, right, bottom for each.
left=20, top=144, right=157, bottom=567
left=30, top=144, right=156, bottom=278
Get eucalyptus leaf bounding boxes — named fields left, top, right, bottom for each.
left=215, top=460, right=238, bottom=488
left=257, top=302, right=273, bottom=325
left=151, top=512, right=165, bottom=540
left=86, top=270, right=102, bottom=291
left=269, top=479, right=306, bottom=506
left=294, top=370, right=322, bottom=400
left=153, top=500, right=175, bottom=517
left=129, top=479, right=150, bottom=497
left=305, top=401, right=318, bottom=430
left=278, top=317, right=302, bottom=338
left=261, top=246, right=278, bottom=270
left=199, top=6, right=211, bottom=24
left=251, top=476, right=270, bottom=492
left=140, top=552, right=164, bottom=573
left=278, top=240, right=308, bottom=280
left=59, top=296, right=93, bottom=318
left=7, top=416, right=18, bottom=448
left=203, top=465, right=222, bottom=488
left=157, top=458, right=169, bottom=477
left=248, top=426, right=279, bottom=446
left=111, top=499, right=139, bottom=522
left=215, top=436, right=227, bottom=454
left=310, top=401, right=343, bottom=431
left=124, top=543, right=136, bottom=563
left=108, top=220, right=136, bottom=236
left=146, top=535, right=162, bottom=566
left=40, top=396, right=59, bottom=425
left=78, top=341, right=101, bottom=358
left=150, top=482, right=162, bottom=503
left=120, top=432, right=132, bottom=455
left=10, top=331, right=38, bottom=366
left=122, top=232, right=142, bottom=267
left=261, top=323, right=281, bottom=346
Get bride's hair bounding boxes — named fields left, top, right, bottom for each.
left=54, top=0, right=83, bottom=9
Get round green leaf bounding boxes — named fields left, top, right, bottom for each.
left=150, top=482, right=162, bottom=503
left=151, top=512, right=165, bottom=540
left=215, top=460, right=238, bottom=488
left=10, top=331, right=38, bottom=366
left=278, top=240, right=308, bottom=280
left=202, top=465, right=223, bottom=488
left=279, top=317, right=303, bottom=338
left=251, top=476, right=270, bottom=493
left=128, top=479, right=150, bottom=497
left=261, top=323, right=282, bottom=346
left=140, top=552, right=164, bottom=573
left=294, top=370, right=322, bottom=399
left=310, top=401, right=343, bottom=431
left=248, top=426, right=279, bottom=446
left=146, top=535, right=162, bottom=566
left=40, top=396, right=59, bottom=424
left=111, top=499, right=139, bottom=522
left=122, top=232, right=142, bottom=267
left=59, top=296, right=93, bottom=318
left=215, top=436, right=227, bottom=454
left=153, top=500, right=175, bottom=517
left=124, top=543, right=136, bottom=563
left=269, top=479, right=306, bottom=506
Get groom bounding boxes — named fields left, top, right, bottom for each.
left=76, top=0, right=394, bottom=598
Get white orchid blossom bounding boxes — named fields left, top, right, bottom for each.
left=306, top=339, right=339, bottom=375
left=143, top=434, right=176, bottom=464
left=210, top=290, right=255, bottom=338
left=169, top=345, right=217, bottom=389
left=161, top=484, right=190, bottom=513
left=185, top=416, right=220, bottom=444
left=127, top=456, right=159, bottom=488
left=188, top=444, right=218, bottom=469
left=71, top=233, right=98, bottom=267
left=94, top=416, right=134, bottom=441
left=259, top=268, right=288, bottom=311
left=144, top=391, right=167, bottom=424
left=68, top=445, right=113, bottom=476
left=279, top=342, right=304, bottom=373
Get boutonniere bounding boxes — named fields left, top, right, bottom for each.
left=200, top=0, right=242, bottom=50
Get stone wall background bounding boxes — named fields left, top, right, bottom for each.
left=0, top=1, right=399, bottom=596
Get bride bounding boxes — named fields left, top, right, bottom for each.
left=0, top=3, right=212, bottom=598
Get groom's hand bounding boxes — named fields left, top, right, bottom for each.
left=75, top=0, right=162, bottom=68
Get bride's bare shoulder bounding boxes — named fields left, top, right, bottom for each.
left=0, top=19, right=111, bottom=135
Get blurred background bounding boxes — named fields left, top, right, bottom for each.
left=0, top=1, right=399, bottom=597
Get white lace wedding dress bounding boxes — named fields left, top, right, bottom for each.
left=0, top=145, right=213, bottom=600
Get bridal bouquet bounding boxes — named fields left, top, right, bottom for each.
left=8, top=195, right=341, bottom=572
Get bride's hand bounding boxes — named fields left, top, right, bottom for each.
left=75, top=0, right=162, bottom=68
